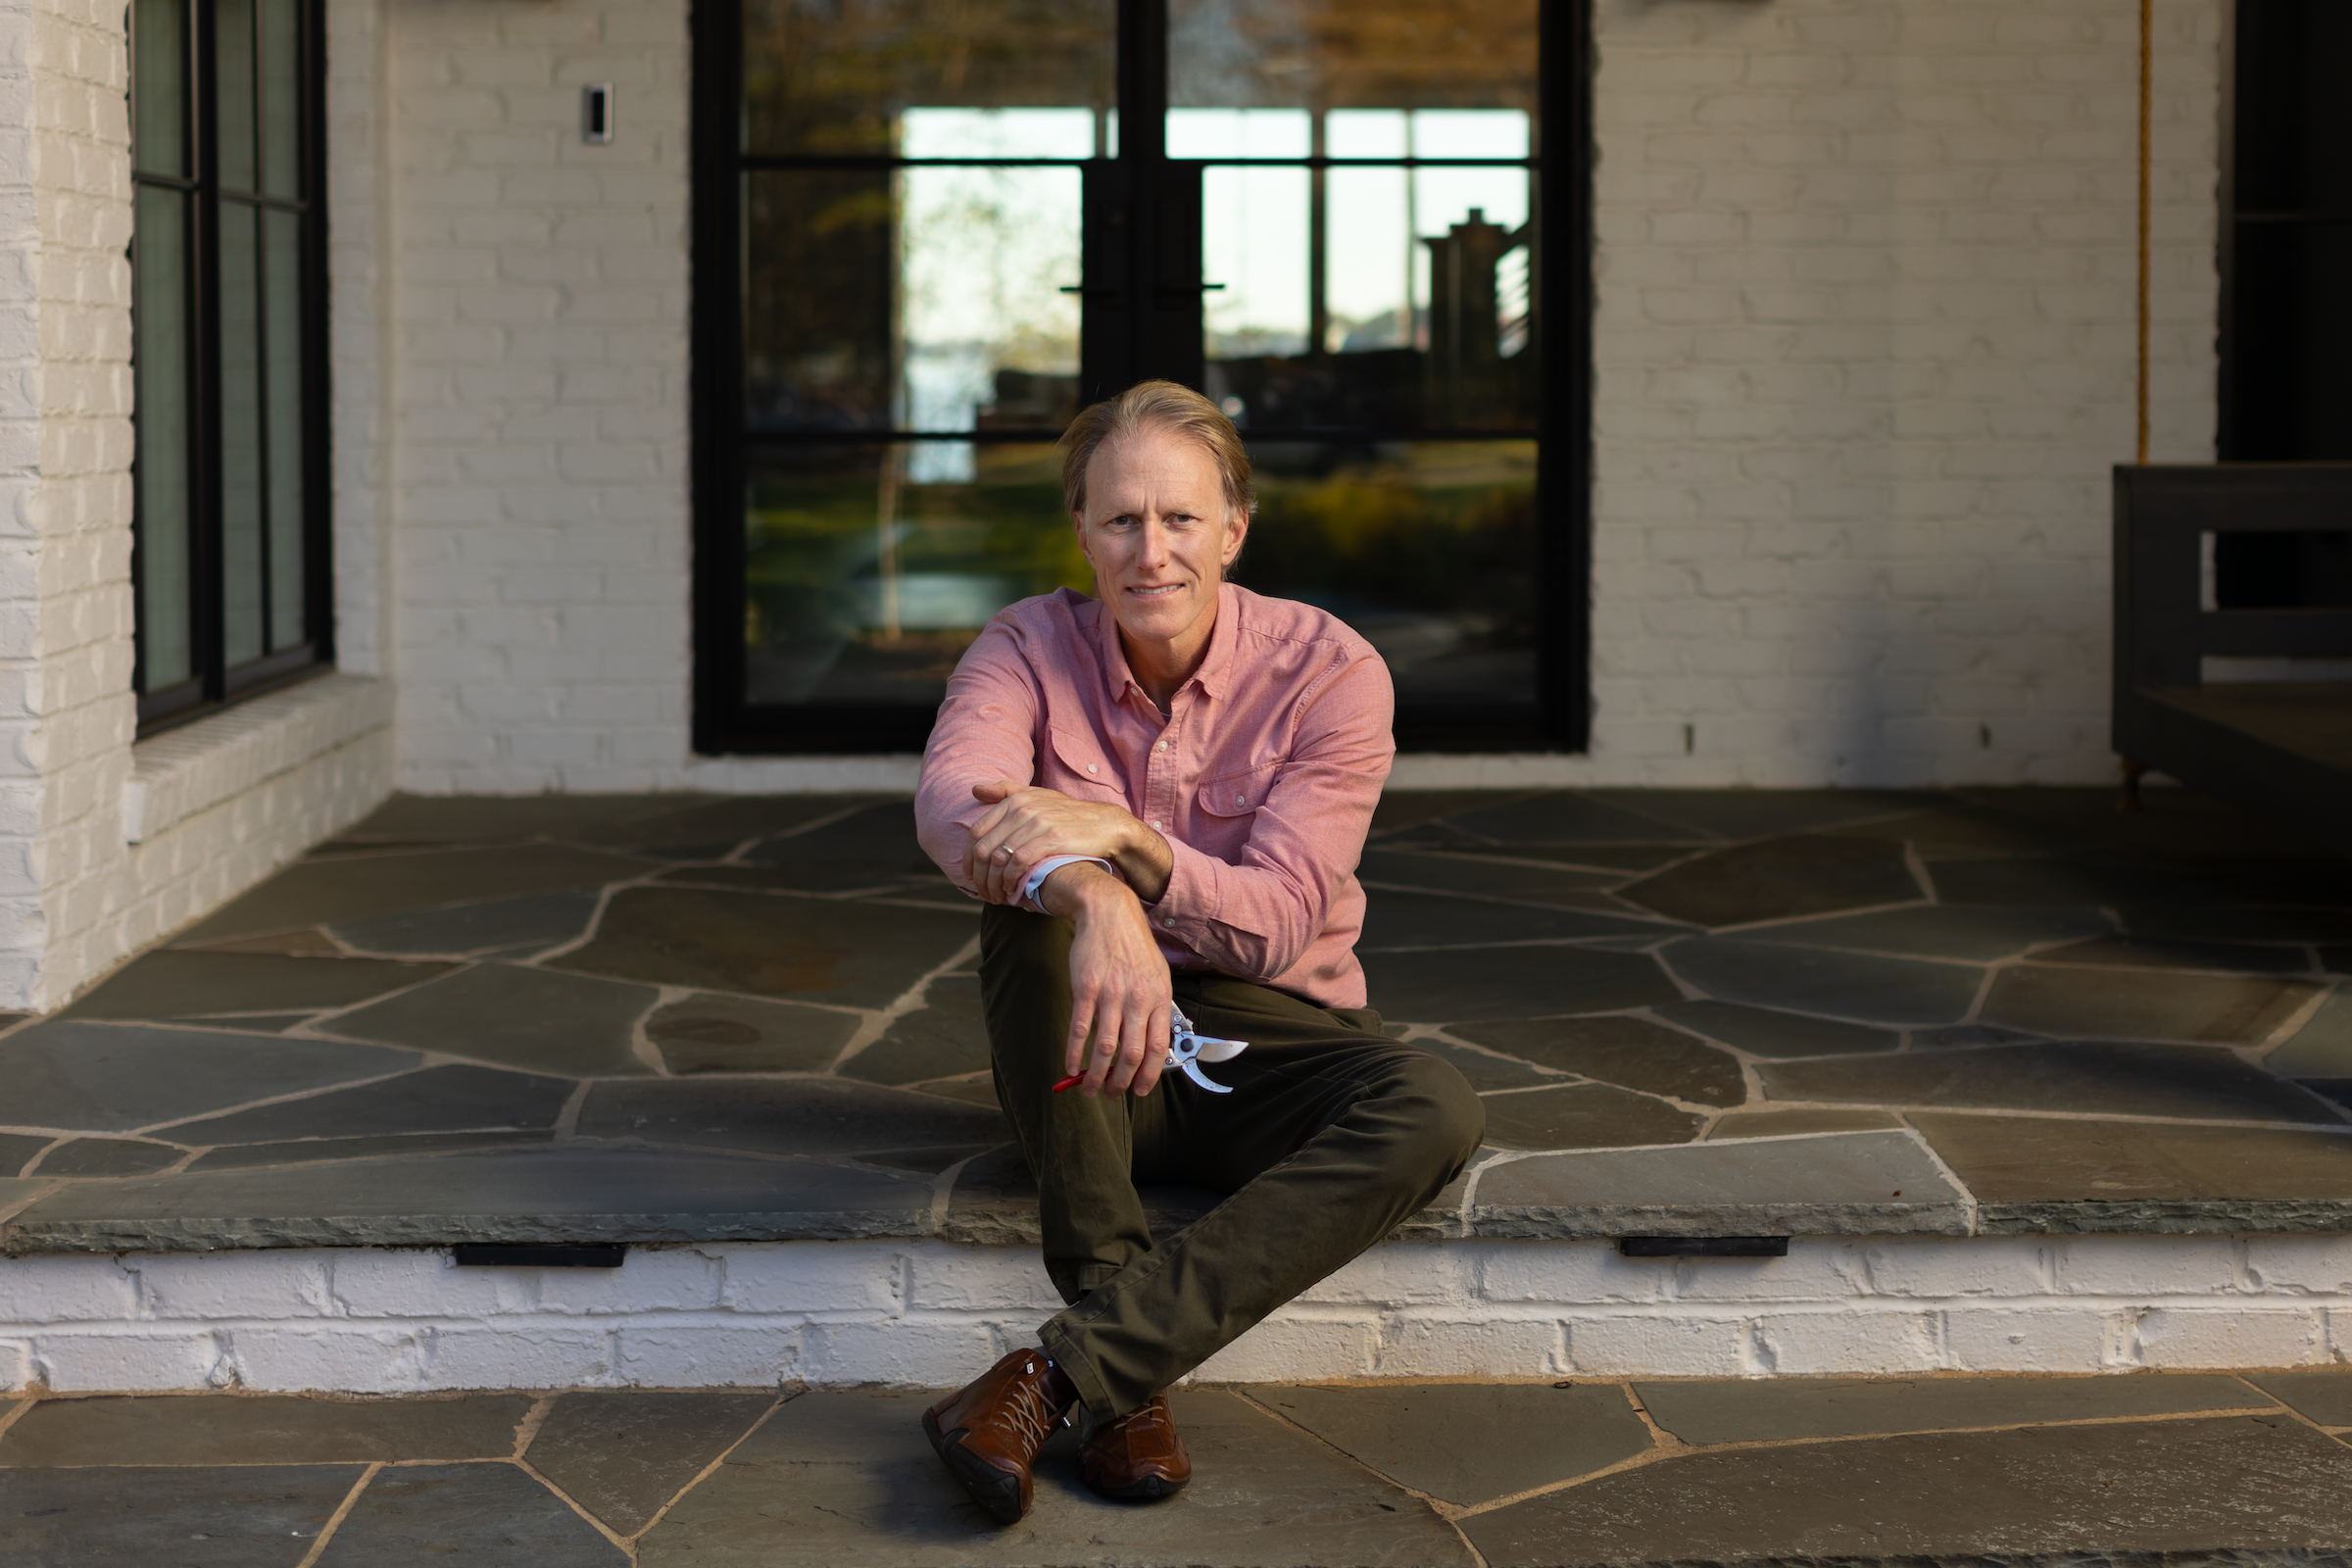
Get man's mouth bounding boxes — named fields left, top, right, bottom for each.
left=1128, top=583, right=1183, bottom=599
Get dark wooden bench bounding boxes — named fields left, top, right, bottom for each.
left=2113, top=465, right=2352, bottom=858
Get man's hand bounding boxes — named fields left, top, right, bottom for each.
left=1043, top=863, right=1172, bottom=1097
left=965, top=780, right=1173, bottom=905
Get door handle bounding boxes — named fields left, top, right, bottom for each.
left=1061, top=283, right=1225, bottom=295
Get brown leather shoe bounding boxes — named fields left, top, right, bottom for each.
left=921, top=1348, right=1076, bottom=1524
left=1079, top=1393, right=1192, bottom=1501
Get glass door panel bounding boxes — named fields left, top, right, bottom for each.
left=733, top=1, right=1110, bottom=725
left=1167, top=0, right=1544, bottom=716
left=745, top=442, right=1085, bottom=707
left=703, top=0, right=1573, bottom=750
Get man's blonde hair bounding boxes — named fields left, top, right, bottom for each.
left=1058, top=379, right=1256, bottom=522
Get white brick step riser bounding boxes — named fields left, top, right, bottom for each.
left=7, top=1235, right=2350, bottom=1395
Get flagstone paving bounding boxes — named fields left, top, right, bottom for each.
left=9, top=1371, right=2352, bottom=1564
left=0, top=786, right=2348, bottom=1253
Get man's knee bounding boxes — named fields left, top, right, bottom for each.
left=1386, top=1048, right=1487, bottom=1179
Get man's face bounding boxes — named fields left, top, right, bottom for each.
left=1073, top=425, right=1248, bottom=653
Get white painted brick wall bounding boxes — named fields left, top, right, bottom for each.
left=327, top=0, right=2224, bottom=796
left=357, top=0, right=694, bottom=793
left=8, top=1235, right=2352, bottom=1395
left=1579, top=0, right=2222, bottom=787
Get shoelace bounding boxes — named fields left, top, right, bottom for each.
left=998, top=1359, right=1068, bottom=1451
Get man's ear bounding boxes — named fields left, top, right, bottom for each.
left=1219, top=507, right=1250, bottom=572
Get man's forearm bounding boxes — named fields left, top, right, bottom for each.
left=1037, top=858, right=1137, bottom=922
left=1108, top=818, right=1173, bottom=904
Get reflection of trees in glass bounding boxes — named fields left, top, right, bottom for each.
left=745, top=448, right=1090, bottom=654
left=1171, top=0, right=1537, bottom=120
left=745, top=0, right=1114, bottom=155
left=745, top=172, right=894, bottom=429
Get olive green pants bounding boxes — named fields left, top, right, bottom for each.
left=979, top=904, right=1485, bottom=1423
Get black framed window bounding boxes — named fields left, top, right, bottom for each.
left=131, top=0, right=331, bottom=731
left=693, top=0, right=1589, bottom=754
left=2222, top=0, right=2352, bottom=463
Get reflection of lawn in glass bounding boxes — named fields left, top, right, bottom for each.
left=744, top=446, right=1091, bottom=704
left=1238, top=441, right=1537, bottom=705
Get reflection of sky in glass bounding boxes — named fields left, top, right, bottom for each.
left=899, top=109, right=1085, bottom=476
left=1204, top=166, right=1308, bottom=356
left=902, top=107, right=1095, bottom=159
left=1166, top=107, right=1310, bottom=158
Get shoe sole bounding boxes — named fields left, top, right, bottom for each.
left=922, top=1408, right=1029, bottom=1526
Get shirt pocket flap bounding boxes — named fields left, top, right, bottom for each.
left=1198, top=760, right=1281, bottom=817
left=1048, top=725, right=1122, bottom=798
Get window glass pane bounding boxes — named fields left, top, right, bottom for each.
left=1166, top=107, right=1309, bottom=160
left=746, top=171, right=892, bottom=430
left=265, top=208, right=305, bottom=649
left=1202, top=165, right=1309, bottom=360
left=259, top=0, right=301, bottom=198
left=2235, top=0, right=2352, bottom=214
left=745, top=442, right=1082, bottom=707
left=1327, top=108, right=1403, bottom=159
left=1236, top=440, right=1536, bottom=706
left=1170, top=0, right=1538, bottom=131
left=1325, top=164, right=1408, bottom=351
left=902, top=107, right=1094, bottom=160
left=1206, top=168, right=1536, bottom=431
left=134, top=184, right=193, bottom=691
left=133, top=0, right=186, bottom=177
left=219, top=203, right=264, bottom=668
left=217, top=0, right=257, bottom=190
left=743, top=0, right=1114, bottom=157
left=746, top=166, right=1082, bottom=436
left=2228, top=223, right=2352, bottom=460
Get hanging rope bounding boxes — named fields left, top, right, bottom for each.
left=2136, top=0, right=2153, bottom=466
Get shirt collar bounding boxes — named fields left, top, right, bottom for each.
left=1093, top=582, right=1238, bottom=709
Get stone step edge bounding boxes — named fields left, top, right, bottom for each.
left=7, top=1233, right=2352, bottom=1395
left=13, top=1197, right=2352, bottom=1255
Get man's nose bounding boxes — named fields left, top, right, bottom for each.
left=1139, top=515, right=1173, bottom=564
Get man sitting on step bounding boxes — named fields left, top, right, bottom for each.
left=913, top=379, right=1486, bottom=1523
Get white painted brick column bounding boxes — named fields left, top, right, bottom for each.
left=0, top=0, right=140, bottom=1011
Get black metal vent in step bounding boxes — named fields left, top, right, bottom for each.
left=452, top=1244, right=627, bottom=1268
left=1617, top=1237, right=1788, bottom=1259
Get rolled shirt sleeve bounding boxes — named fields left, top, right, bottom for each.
left=914, top=619, right=1042, bottom=901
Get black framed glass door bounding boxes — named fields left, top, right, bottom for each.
left=693, top=0, right=1589, bottom=754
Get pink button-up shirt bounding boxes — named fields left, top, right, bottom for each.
left=914, top=583, right=1396, bottom=1009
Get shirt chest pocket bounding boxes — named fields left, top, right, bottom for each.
left=1197, top=760, right=1282, bottom=819
left=1046, top=726, right=1126, bottom=804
